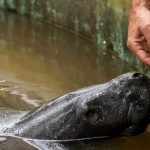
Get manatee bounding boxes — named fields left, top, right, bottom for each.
left=1, top=72, right=150, bottom=141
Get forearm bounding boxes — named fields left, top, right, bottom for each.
left=131, top=0, right=150, bottom=8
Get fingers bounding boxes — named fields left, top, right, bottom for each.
left=128, top=40, right=150, bottom=66
left=136, top=50, right=150, bottom=66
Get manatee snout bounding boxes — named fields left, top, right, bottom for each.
left=132, top=72, right=150, bottom=83
left=132, top=72, right=144, bottom=78
left=119, top=72, right=150, bottom=135
left=120, top=72, right=150, bottom=82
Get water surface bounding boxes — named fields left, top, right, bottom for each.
left=0, top=10, right=136, bottom=110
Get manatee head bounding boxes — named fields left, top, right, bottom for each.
left=77, top=72, right=150, bottom=138
left=114, top=72, right=150, bottom=126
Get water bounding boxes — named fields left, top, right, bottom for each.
left=0, top=11, right=150, bottom=150
left=0, top=10, right=136, bottom=110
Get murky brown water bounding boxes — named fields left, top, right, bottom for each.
left=0, top=10, right=136, bottom=110
left=0, top=11, right=150, bottom=150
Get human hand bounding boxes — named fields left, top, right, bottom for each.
left=127, top=3, right=150, bottom=66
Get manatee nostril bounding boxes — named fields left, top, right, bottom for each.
left=133, top=73, right=143, bottom=78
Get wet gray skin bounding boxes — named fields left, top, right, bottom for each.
left=1, top=72, right=150, bottom=140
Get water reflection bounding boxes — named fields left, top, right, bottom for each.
left=1, top=133, right=150, bottom=150
left=25, top=133, right=150, bottom=150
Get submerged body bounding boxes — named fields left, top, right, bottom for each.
left=1, top=72, right=150, bottom=140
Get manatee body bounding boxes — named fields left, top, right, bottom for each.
left=2, top=72, right=150, bottom=140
